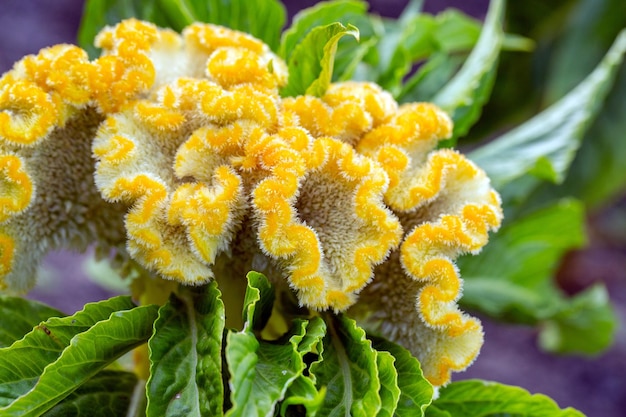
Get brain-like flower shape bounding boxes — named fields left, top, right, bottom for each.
left=0, top=19, right=502, bottom=386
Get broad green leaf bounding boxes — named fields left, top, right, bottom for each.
left=371, top=337, right=433, bottom=417
left=280, top=23, right=359, bottom=98
left=0, top=296, right=136, bottom=407
left=226, top=319, right=320, bottom=417
left=426, top=380, right=585, bottom=417
left=226, top=273, right=324, bottom=417
left=374, top=351, right=400, bottom=417
left=470, top=29, right=626, bottom=189
left=280, top=0, right=368, bottom=61
left=539, top=284, right=617, bottom=355
left=0, top=296, right=63, bottom=348
left=43, top=370, right=137, bottom=417
left=542, top=0, right=626, bottom=207
left=432, top=0, right=504, bottom=143
left=397, top=53, right=464, bottom=103
left=0, top=303, right=158, bottom=416
left=146, top=282, right=225, bottom=417
left=309, top=314, right=381, bottom=417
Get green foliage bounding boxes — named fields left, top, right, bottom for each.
left=280, top=22, right=359, bottom=97
left=79, top=0, right=285, bottom=56
left=0, top=298, right=158, bottom=416
left=470, top=30, right=626, bottom=189
left=146, top=282, right=225, bottom=416
left=0, top=296, right=64, bottom=348
left=432, top=0, right=503, bottom=144
left=426, top=380, right=585, bottom=417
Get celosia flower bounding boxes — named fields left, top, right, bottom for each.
left=0, top=19, right=502, bottom=386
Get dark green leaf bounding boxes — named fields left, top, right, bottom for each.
left=0, top=296, right=64, bottom=348
left=43, top=370, right=137, bottom=417
left=0, top=303, right=158, bottom=416
left=309, top=314, right=381, bottom=417
left=146, top=282, right=225, bottom=417
left=433, top=0, right=504, bottom=143
left=371, top=337, right=433, bottom=417
left=0, top=296, right=136, bottom=407
left=470, top=29, right=626, bottom=189
left=426, top=380, right=585, bottom=417
left=280, top=23, right=359, bottom=98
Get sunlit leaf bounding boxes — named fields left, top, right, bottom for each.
left=371, top=337, right=433, bottom=417
left=309, top=314, right=381, bottom=417
left=280, top=23, right=359, bottom=97
left=0, top=303, right=158, bottom=416
left=146, top=282, right=225, bottom=417
left=0, top=296, right=136, bottom=407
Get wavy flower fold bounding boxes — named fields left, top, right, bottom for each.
left=0, top=19, right=502, bottom=385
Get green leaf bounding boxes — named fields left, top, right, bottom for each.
left=42, top=370, right=137, bottom=417
left=0, top=302, right=158, bottom=416
left=470, top=29, right=626, bottom=189
left=0, top=296, right=64, bottom=348
left=0, top=296, right=136, bottom=407
left=539, top=285, right=617, bottom=355
left=280, top=0, right=368, bottom=61
left=225, top=273, right=325, bottom=417
left=146, top=282, right=225, bottom=417
left=374, top=351, right=400, bottom=417
left=432, top=0, right=504, bottom=143
left=309, top=314, right=381, bottom=417
left=426, top=380, right=585, bottom=417
left=242, top=271, right=274, bottom=331
left=371, top=337, right=433, bottom=417
left=397, top=53, right=464, bottom=103
left=280, top=23, right=359, bottom=98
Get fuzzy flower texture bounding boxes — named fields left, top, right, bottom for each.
left=0, top=19, right=502, bottom=385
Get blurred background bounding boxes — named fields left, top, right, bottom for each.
left=1, top=1, right=625, bottom=415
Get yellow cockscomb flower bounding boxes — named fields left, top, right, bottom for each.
left=0, top=19, right=165, bottom=291
left=0, top=18, right=502, bottom=386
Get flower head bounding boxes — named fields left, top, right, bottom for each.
left=0, top=19, right=502, bottom=385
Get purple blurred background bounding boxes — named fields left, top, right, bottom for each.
left=1, top=1, right=624, bottom=416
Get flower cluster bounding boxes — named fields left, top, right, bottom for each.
left=0, top=19, right=502, bottom=385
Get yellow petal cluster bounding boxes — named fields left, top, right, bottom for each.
left=0, top=19, right=165, bottom=290
left=0, top=19, right=503, bottom=386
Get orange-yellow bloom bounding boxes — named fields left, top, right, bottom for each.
left=0, top=19, right=502, bottom=386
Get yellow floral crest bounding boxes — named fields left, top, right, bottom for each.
left=0, top=19, right=502, bottom=385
